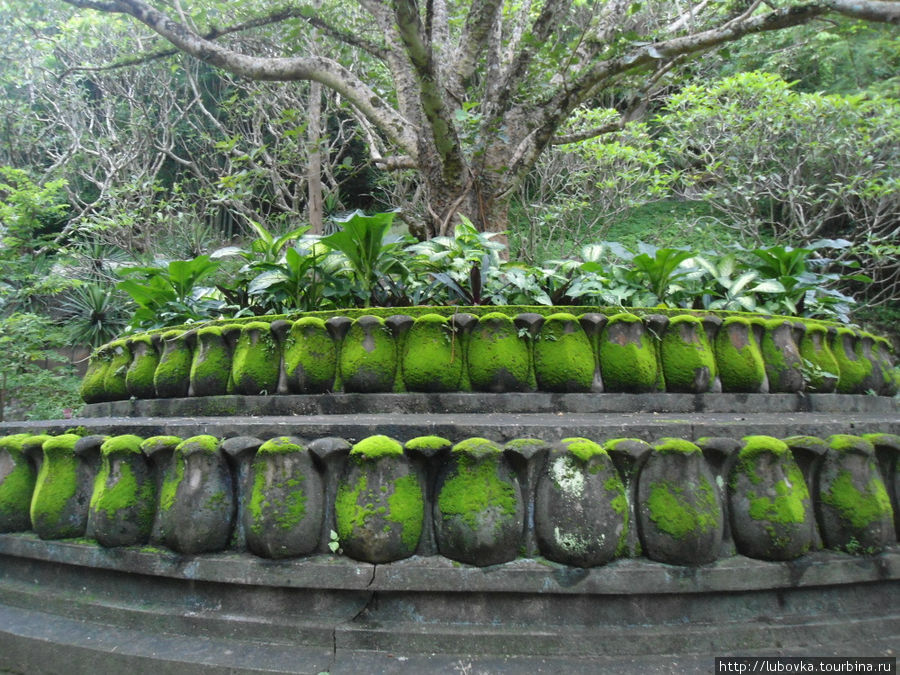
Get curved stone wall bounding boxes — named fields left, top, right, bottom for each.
left=80, top=309, right=900, bottom=404
left=2, top=431, right=896, bottom=567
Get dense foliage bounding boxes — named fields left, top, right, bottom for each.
left=110, top=211, right=866, bottom=332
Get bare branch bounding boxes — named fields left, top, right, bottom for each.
left=58, top=0, right=418, bottom=156
left=551, top=120, right=624, bottom=145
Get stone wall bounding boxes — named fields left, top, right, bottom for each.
left=2, top=431, right=896, bottom=567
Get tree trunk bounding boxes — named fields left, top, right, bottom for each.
left=307, top=80, right=324, bottom=235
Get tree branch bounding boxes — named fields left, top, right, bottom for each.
left=392, top=0, right=466, bottom=183
left=58, top=0, right=418, bottom=157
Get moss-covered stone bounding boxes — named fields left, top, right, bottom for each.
left=714, top=317, right=767, bottom=393
left=831, top=328, right=873, bottom=395
left=759, top=319, right=804, bottom=393
left=817, top=435, right=894, bottom=553
left=533, top=313, right=594, bottom=393
left=90, top=435, right=156, bottom=547
left=80, top=348, right=113, bottom=404
left=660, top=315, right=717, bottom=393
left=335, top=437, right=423, bottom=562
left=154, top=330, right=192, bottom=398
left=284, top=317, right=336, bottom=394
left=401, top=314, right=463, bottom=392
left=598, top=313, right=659, bottom=393
left=190, top=327, right=232, bottom=397
left=0, top=434, right=37, bottom=532
left=404, top=436, right=452, bottom=452
left=434, top=438, right=523, bottom=566
left=728, top=435, right=814, bottom=560
left=798, top=324, right=839, bottom=393
left=101, top=339, right=132, bottom=401
left=157, top=435, right=235, bottom=554
left=30, top=434, right=89, bottom=540
left=231, top=322, right=281, bottom=395
left=125, top=336, right=160, bottom=399
left=339, top=315, right=397, bottom=393
left=245, top=437, right=322, bottom=559
left=637, top=439, right=723, bottom=565
left=466, top=313, right=531, bottom=393
left=871, top=338, right=898, bottom=396
left=534, top=439, right=628, bottom=567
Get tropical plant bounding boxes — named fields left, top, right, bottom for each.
left=57, top=283, right=131, bottom=348
left=116, top=255, right=225, bottom=330
left=321, top=210, right=410, bottom=307
left=693, top=254, right=785, bottom=312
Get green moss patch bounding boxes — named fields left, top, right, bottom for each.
left=0, top=434, right=37, bottom=526
left=80, top=349, right=112, bottom=403
left=190, top=327, right=231, bottom=395
left=231, top=322, right=280, bottom=395
left=125, top=336, right=160, bottom=399
left=560, top=437, right=607, bottom=463
left=248, top=439, right=308, bottom=534
left=646, top=478, right=719, bottom=539
left=340, top=316, right=397, bottom=393
left=822, top=469, right=892, bottom=530
left=832, top=328, right=872, bottom=394
left=351, top=435, right=404, bottom=459
left=387, top=474, right=424, bottom=550
left=405, top=436, right=452, bottom=451
left=533, top=313, right=594, bottom=392
left=599, top=313, right=659, bottom=393
left=154, top=330, right=192, bottom=398
left=660, top=315, right=717, bottom=393
left=438, top=442, right=517, bottom=531
left=100, top=435, right=144, bottom=456
left=284, top=317, right=336, bottom=393
left=653, top=438, right=702, bottom=455
left=402, top=314, right=463, bottom=392
left=30, top=434, right=81, bottom=533
left=466, top=312, right=531, bottom=392
left=715, top=317, right=766, bottom=393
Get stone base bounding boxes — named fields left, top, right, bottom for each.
left=0, top=534, right=897, bottom=673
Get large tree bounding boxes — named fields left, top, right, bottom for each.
left=57, top=0, right=900, bottom=238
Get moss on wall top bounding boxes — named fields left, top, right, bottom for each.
left=350, top=435, right=403, bottom=459
left=100, top=435, right=145, bottom=456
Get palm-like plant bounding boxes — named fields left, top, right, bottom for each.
left=58, top=283, right=130, bottom=348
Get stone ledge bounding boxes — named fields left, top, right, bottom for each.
left=5, top=410, right=900, bottom=442
left=79, top=392, right=900, bottom=419
left=1, top=534, right=897, bottom=595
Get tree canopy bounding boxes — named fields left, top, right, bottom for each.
left=54, top=0, right=900, bottom=237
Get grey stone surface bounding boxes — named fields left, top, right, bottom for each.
left=77, top=391, right=900, bottom=418
left=0, top=535, right=897, bottom=672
